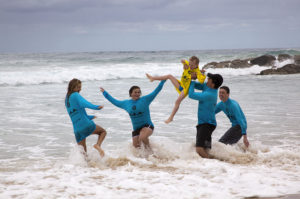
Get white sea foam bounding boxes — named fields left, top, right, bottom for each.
left=1, top=51, right=300, bottom=198
left=0, top=63, right=272, bottom=86
left=1, top=140, right=300, bottom=199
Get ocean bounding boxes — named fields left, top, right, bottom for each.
left=0, top=48, right=300, bottom=199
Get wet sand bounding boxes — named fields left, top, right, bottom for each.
left=245, top=194, right=300, bottom=199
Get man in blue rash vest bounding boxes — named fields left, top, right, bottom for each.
left=215, top=86, right=249, bottom=147
left=65, top=79, right=107, bottom=157
left=189, top=73, right=223, bottom=158
left=100, top=80, right=166, bottom=150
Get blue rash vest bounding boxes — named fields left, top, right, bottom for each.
left=65, top=92, right=101, bottom=143
left=188, top=81, right=218, bottom=126
left=102, top=80, right=165, bottom=131
left=215, top=98, right=247, bottom=135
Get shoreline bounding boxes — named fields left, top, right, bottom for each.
left=245, top=194, right=300, bottom=199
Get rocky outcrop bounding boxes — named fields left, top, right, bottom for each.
left=203, top=53, right=300, bottom=75
left=278, top=54, right=292, bottom=62
left=260, top=64, right=300, bottom=75
left=294, top=55, right=300, bottom=65
left=250, top=55, right=276, bottom=66
left=230, top=59, right=252, bottom=68
left=203, top=59, right=251, bottom=69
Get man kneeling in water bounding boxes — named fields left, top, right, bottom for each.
left=215, top=86, right=249, bottom=148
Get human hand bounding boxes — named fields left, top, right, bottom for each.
left=200, top=69, right=206, bottom=74
left=191, top=72, right=197, bottom=80
left=98, top=105, right=104, bottom=109
left=93, top=116, right=97, bottom=119
left=243, top=135, right=249, bottom=148
left=100, top=87, right=105, bottom=92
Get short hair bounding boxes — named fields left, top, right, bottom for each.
left=129, top=86, right=141, bottom=97
left=190, top=56, right=199, bottom=66
left=220, top=86, right=230, bottom=94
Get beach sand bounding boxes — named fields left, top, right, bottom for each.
left=245, top=194, right=300, bottom=199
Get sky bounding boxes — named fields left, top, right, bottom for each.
left=0, top=0, right=300, bottom=53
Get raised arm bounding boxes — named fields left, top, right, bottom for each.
left=196, top=69, right=206, bottom=84
left=75, top=92, right=101, bottom=110
left=189, top=81, right=208, bottom=100
left=143, top=80, right=166, bottom=103
left=194, top=81, right=205, bottom=90
left=101, top=89, right=126, bottom=109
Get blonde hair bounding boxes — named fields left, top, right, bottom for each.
left=190, top=56, right=200, bottom=66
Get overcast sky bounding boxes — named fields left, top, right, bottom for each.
left=0, top=0, right=299, bottom=53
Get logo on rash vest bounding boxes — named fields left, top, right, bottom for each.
left=69, top=109, right=77, bottom=114
left=132, top=105, right=136, bottom=110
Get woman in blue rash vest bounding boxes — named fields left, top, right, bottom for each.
left=100, top=80, right=166, bottom=150
left=65, top=78, right=107, bottom=157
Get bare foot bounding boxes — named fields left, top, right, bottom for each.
left=164, top=118, right=173, bottom=124
left=94, top=144, right=105, bottom=157
left=146, top=73, right=154, bottom=82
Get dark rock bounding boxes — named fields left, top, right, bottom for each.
left=203, top=59, right=252, bottom=69
left=250, top=55, right=276, bottom=66
left=230, top=59, right=252, bottom=68
left=203, top=62, right=218, bottom=69
left=278, top=54, right=292, bottom=62
left=260, top=64, right=300, bottom=75
left=216, top=61, right=231, bottom=68
left=294, top=55, right=300, bottom=65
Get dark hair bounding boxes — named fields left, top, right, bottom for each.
left=66, top=79, right=81, bottom=107
left=220, top=86, right=230, bottom=94
left=67, top=78, right=81, bottom=98
left=207, top=73, right=223, bottom=89
left=190, top=56, right=200, bottom=66
left=129, top=86, right=141, bottom=97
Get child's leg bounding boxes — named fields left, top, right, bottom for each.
left=146, top=73, right=180, bottom=88
left=165, top=91, right=185, bottom=124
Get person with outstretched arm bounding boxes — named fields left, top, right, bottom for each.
left=189, top=73, right=223, bottom=158
left=100, top=80, right=166, bottom=151
left=65, top=78, right=106, bottom=157
left=215, top=86, right=249, bottom=147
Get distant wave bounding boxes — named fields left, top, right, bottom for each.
left=0, top=63, right=272, bottom=86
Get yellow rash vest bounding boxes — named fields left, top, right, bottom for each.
left=175, top=60, right=206, bottom=97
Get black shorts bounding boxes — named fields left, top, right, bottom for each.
left=196, top=123, right=216, bottom=149
left=219, top=125, right=242, bottom=145
left=132, top=124, right=154, bottom=137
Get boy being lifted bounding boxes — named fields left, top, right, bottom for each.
left=146, top=56, right=206, bottom=124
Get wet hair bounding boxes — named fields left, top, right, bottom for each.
left=67, top=78, right=81, bottom=98
left=220, top=86, right=230, bottom=94
left=190, top=56, right=200, bottom=66
left=129, top=86, right=141, bottom=97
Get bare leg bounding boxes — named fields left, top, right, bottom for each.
left=132, top=136, right=141, bottom=148
left=139, top=127, right=153, bottom=151
left=78, top=139, right=87, bottom=153
left=92, top=125, right=107, bottom=157
left=196, top=147, right=210, bottom=158
left=146, top=74, right=181, bottom=88
left=165, top=91, right=185, bottom=124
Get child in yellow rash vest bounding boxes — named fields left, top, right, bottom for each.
left=146, top=56, right=206, bottom=124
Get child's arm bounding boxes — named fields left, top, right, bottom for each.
left=181, top=60, right=189, bottom=70
left=196, top=69, right=206, bottom=84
